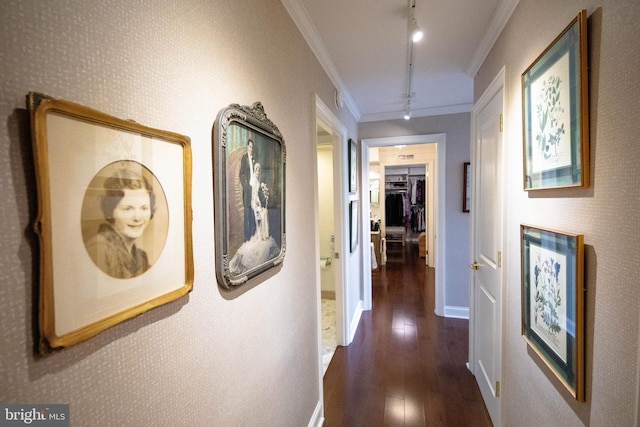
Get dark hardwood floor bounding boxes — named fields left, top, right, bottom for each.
left=323, top=242, right=492, bottom=427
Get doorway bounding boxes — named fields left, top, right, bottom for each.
left=361, top=134, right=445, bottom=315
left=316, top=142, right=338, bottom=374
left=382, top=163, right=428, bottom=250
left=314, top=95, right=349, bottom=380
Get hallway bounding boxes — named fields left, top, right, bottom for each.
left=323, top=242, right=492, bottom=426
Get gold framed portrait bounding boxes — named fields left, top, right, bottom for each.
left=29, top=93, right=193, bottom=350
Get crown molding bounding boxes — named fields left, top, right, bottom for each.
left=282, top=0, right=515, bottom=122
left=281, top=0, right=361, bottom=121
left=465, top=0, right=520, bottom=77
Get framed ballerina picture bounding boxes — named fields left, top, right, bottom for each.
left=213, top=102, right=286, bottom=289
left=28, top=92, right=193, bottom=350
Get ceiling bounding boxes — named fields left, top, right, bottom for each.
left=281, top=0, right=519, bottom=122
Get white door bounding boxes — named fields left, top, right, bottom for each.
left=470, top=75, right=504, bottom=426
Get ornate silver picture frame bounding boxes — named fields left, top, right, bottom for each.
left=213, top=102, right=286, bottom=289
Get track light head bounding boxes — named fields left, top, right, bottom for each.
left=410, top=19, right=424, bottom=43
left=403, top=97, right=412, bottom=120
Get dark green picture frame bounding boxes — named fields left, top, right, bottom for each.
left=522, top=10, right=589, bottom=190
left=521, top=225, right=585, bottom=401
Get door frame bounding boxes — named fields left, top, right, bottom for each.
left=468, top=65, right=508, bottom=426
left=313, top=94, right=349, bottom=346
left=361, top=134, right=446, bottom=315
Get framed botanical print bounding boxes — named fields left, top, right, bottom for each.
left=213, top=102, right=286, bottom=289
left=520, top=224, right=585, bottom=401
left=28, top=92, right=193, bottom=350
left=522, top=9, right=589, bottom=190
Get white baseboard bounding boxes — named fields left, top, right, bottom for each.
left=348, top=301, right=364, bottom=344
left=307, top=400, right=324, bottom=427
left=444, top=305, right=469, bottom=319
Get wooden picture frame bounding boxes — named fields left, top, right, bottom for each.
left=213, top=102, right=286, bottom=289
left=520, top=224, right=585, bottom=401
left=28, top=92, right=193, bottom=350
left=463, top=162, right=471, bottom=212
left=348, top=138, right=357, bottom=193
left=522, top=9, right=589, bottom=190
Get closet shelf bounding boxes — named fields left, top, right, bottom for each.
left=385, top=173, right=409, bottom=191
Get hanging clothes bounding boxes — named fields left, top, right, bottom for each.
left=406, top=177, right=426, bottom=232
left=409, top=178, right=425, bottom=205
left=410, top=205, right=425, bottom=232
left=385, top=192, right=408, bottom=226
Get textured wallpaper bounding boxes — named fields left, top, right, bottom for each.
left=0, top=0, right=345, bottom=425
left=475, top=1, right=640, bottom=425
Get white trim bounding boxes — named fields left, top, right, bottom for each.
left=361, top=133, right=447, bottom=317
left=435, top=140, right=446, bottom=317
left=636, top=311, right=640, bottom=427
left=348, top=300, right=364, bottom=343
left=363, top=134, right=443, bottom=146
left=361, top=146, right=373, bottom=311
left=315, top=95, right=350, bottom=347
left=313, top=94, right=350, bottom=426
left=307, top=400, right=324, bottom=427
left=281, top=0, right=361, bottom=120
left=311, top=98, right=326, bottom=424
left=444, top=306, right=470, bottom=319
left=465, top=0, right=520, bottom=77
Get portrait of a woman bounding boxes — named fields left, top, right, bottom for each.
left=84, top=162, right=163, bottom=279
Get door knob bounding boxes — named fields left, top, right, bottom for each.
left=468, top=261, right=481, bottom=270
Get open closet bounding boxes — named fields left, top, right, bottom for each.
left=369, top=144, right=435, bottom=267
left=384, top=166, right=426, bottom=245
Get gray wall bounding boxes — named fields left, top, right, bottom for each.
left=359, top=112, right=471, bottom=310
left=476, top=1, right=640, bottom=425
left=0, top=0, right=357, bottom=425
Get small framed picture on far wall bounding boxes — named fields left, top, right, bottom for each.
left=350, top=200, right=358, bottom=252
left=463, top=162, right=471, bottom=212
left=349, top=138, right=357, bottom=193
